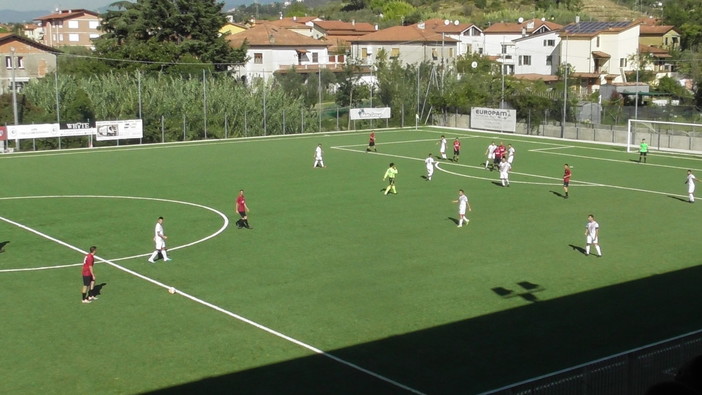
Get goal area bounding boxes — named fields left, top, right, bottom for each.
left=627, top=119, right=702, bottom=154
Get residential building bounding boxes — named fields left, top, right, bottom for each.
left=227, top=23, right=332, bottom=82
left=638, top=23, right=681, bottom=51
left=482, top=19, right=563, bottom=58
left=264, top=16, right=321, bottom=38
left=347, top=24, right=459, bottom=67
left=34, top=9, right=102, bottom=49
left=417, top=18, right=484, bottom=56
left=219, top=21, right=247, bottom=37
left=310, top=20, right=376, bottom=40
left=559, top=21, right=640, bottom=90
left=0, top=33, right=59, bottom=95
left=513, top=30, right=561, bottom=77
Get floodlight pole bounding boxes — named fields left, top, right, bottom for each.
left=11, top=47, right=19, bottom=150
left=634, top=52, right=639, bottom=120
left=561, top=35, right=569, bottom=139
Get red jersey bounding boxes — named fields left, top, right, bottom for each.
left=495, top=145, right=506, bottom=158
left=453, top=140, right=460, bottom=150
left=236, top=195, right=246, bottom=212
left=563, top=168, right=572, bottom=182
left=82, top=253, right=94, bottom=276
left=369, top=132, right=375, bottom=143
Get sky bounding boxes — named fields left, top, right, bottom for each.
left=0, top=0, right=114, bottom=12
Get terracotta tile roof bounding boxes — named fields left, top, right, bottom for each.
left=512, top=73, right=559, bottom=82
left=639, top=44, right=672, bottom=58
left=264, top=18, right=310, bottom=29
left=313, top=20, right=376, bottom=35
left=227, top=23, right=328, bottom=48
left=347, top=25, right=458, bottom=43
left=416, top=18, right=479, bottom=34
left=483, top=18, right=563, bottom=34
left=0, top=33, right=61, bottom=53
left=592, top=50, right=611, bottom=58
left=639, top=25, right=679, bottom=35
left=321, top=35, right=357, bottom=52
left=35, top=9, right=99, bottom=21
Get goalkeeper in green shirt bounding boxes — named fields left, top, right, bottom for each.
left=383, top=163, right=398, bottom=195
left=639, top=139, right=649, bottom=163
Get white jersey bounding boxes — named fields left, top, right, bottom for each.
left=507, top=147, right=515, bottom=163
left=154, top=222, right=164, bottom=241
left=425, top=156, right=437, bottom=169
left=315, top=146, right=323, bottom=159
left=457, top=194, right=468, bottom=214
left=586, top=220, right=599, bottom=239
left=487, top=144, right=497, bottom=159
left=499, top=161, right=511, bottom=177
left=439, top=138, right=447, bottom=153
left=687, top=174, right=697, bottom=193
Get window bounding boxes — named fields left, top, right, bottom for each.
left=69, top=33, right=80, bottom=42
left=543, top=39, right=555, bottom=47
left=619, top=58, right=627, bottom=67
left=432, top=48, right=438, bottom=60
left=390, top=47, right=400, bottom=59
left=448, top=48, right=454, bottom=57
left=16, top=56, right=23, bottom=69
left=68, top=20, right=79, bottom=28
left=89, top=33, right=100, bottom=39
left=501, top=44, right=508, bottom=54
left=5, top=56, right=24, bottom=69
left=312, top=52, right=318, bottom=63
left=546, top=55, right=553, bottom=65
left=89, top=20, right=99, bottom=29
left=254, top=53, right=263, bottom=64
left=518, top=55, right=531, bottom=66
left=596, top=37, right=600, bottom=47
left=4, top=56, right=11, bottom=69
left=361, top=48, right=368, bottom=59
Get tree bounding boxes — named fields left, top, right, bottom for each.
left=95, top=0, right=247, bottom=72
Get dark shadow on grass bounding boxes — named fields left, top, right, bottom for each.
left=420, top=175, right=428, bottom=180
left=448, top=217, right=459, bottom=225
left=0, top=240, right=8, bottom=253
left=92, top=282, right=107, bottom=297
left=146, top=266, right=702, bottom=395
left=668, top=195, right=689, bottom=203
left=491, top=181, right=503, bottom=187
left=550, top=190, right=565, bottom=199
left=569, top=244, right=587, bottom=255
left=629, top=159, right=643, bottom=163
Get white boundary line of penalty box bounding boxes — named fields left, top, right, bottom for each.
left=0, top=212, right=426, bottom=395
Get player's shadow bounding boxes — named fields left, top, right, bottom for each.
left=420, top=175, right=429, bottom=180
left=667, top=195, right=689, bottom=203
left=569, top=244, right=587, bottom=255
left=0, top=240, right=9, bottom=253
left=629, top=159, right=644, bottom=163
left=447, top=217, right=459, bottom=225
left=491, top=181, right=503, bottom=187
left=550, top=190, right=566, bottom=198
left=92, top=282, right=107, bottom=297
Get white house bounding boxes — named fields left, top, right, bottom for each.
left=227, top=23, right=332, bottom=83
left=513, top=30, right=561, bottom=76
left=417, top=19, right=484, bottom=56
left=559, top=21, right=640, bottom=88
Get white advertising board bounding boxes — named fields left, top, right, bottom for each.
left=6, top=123, right=60, bottom=139
left=95, top=119, right=143, bottom=141
left=470, top=107, right=517, bottom=133
left=350, top=107, right=391, bottom=120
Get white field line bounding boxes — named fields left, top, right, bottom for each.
left=0, top=214, right=425, bottom=395
left=530, top=149, right=702, bottom=172
left=0, top=195, right=229, bottom=273
left=334, top=145, right=689, bottom=197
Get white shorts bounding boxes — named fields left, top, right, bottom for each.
left=488, top=153, right=495, bottom=160
left=426, top=166, right=434, bottom=176
left=689, top=184, right=696, bottom=194
left=459, top=207, right=466, bottom=216
left=499, top=171, right=509, bottom=179
left=155, top=238, right=166, bottom=250
left=586, top=235, right=598, bottom=244
left=507, top=157, right=514, bottom=164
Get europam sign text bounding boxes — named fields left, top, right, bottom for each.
left=471, top=107, right=517, bottom=132
left=350, top=107, right=391, bottom=120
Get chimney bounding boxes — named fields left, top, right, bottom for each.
left=521, top=27, right=526, bottom=36
left=293, top=16, right=297, bottom=21
left=374, top=24, right=378, bottom=30
left=575, top=15, right=580, bottom=23
left=352, top=19, right=355, bottom=26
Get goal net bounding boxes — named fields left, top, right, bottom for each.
left=627, top=119, right=702, bottom=154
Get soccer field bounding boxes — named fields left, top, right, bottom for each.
left=2, top=127, right=701, bottom=394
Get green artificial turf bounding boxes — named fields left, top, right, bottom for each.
left=1, top=127, right=701, bottom=394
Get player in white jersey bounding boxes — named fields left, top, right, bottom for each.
left=313, top=143, right=325, bottom=168
left=452, top=189, right=471, bottom=227
left=425, top=153, right=438, bottom=181
left=438, top=135, right=448, bottom=159
left=507, top=144, right=515, bottom=164
left=685, top=170, right=697, bottom=203
left=498, top=157, right=511, bottom=187
left=584, top=214, right=602, bottom=257
left=148, top=216, right=171, bottom=263
left=484, top=141, right=497, bottom=170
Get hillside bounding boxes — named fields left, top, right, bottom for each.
left=580, top=0, right=644, bottom=21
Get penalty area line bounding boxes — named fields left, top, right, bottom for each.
left=0, top=214, right=425, bottom=395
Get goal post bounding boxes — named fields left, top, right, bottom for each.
left=627, top=119, right=702, bottom=154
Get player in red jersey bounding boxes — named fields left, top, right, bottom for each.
left=366, top=131, right=377, bottom=152
left=494, top=142, right=506, bottom=169
left=452, top=137, right=461, bottom=162
left=81, top=246, right=97, bottom=304
left=236, top=189, right=252, bottom=229
left=563, top=164, right=571, bottom=199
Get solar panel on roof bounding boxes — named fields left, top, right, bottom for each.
left=564, top=21, right=629, bottom=33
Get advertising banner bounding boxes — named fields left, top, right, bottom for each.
left=470, top=107, right=517, bottom=132
left=95, top=119, right=143, bottom=141
left=6, top=123, right=60, bottom=139
left=59, top=121, right=96, bottom=137
left=0, top=126, right=6, bottom=141
left=350, top=107, right=391, bottom=120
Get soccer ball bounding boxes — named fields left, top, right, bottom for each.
left=168, top=287, right=176, bottom=294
